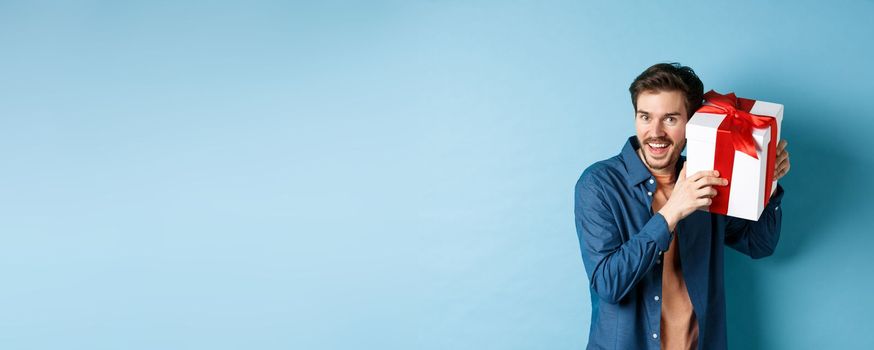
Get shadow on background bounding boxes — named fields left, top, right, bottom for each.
left=722, top=97, right=868, bottom=349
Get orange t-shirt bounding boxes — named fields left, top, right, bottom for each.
left=650, top=172, right=699, bottom=350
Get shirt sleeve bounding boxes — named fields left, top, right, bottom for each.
left=724, top=184, right=785, bottom=258
left=574, top=175, right=672, bottom=304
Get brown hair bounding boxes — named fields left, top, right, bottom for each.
left=629, top=62, right=703, bottom=119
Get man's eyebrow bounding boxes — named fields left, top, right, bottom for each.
left=636, top=110, right=683, bottom=117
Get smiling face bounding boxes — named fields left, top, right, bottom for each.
left=634, top=90, right=688, bottom=175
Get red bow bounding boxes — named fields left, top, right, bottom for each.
left=696, top=90, right=775, bottom=159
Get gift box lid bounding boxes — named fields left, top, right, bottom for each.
left=686, top=112, right=771, bottom=145
left=687, top=99, right=783, bottom=145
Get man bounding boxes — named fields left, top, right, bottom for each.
left=574, top=63, right=791, bottom=350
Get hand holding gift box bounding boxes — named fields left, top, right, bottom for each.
left=685, top=90, right=785, bottom=221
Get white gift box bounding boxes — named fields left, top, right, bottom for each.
left=685, top=94, right=783, bottom=221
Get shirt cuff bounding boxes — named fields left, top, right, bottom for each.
left=768, top=183, right=786, bottom=208
left=645, top=213, right=673, bottom=252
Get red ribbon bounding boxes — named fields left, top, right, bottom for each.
left=695, top=90, right=779, bottom=214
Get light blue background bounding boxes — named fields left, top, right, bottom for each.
left=2, top=1, right=873, bottom=349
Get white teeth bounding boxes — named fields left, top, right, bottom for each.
left=649, top=143, right=668, bottom=149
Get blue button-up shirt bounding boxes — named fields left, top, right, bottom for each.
left=574, top=136, right=784, bottom=350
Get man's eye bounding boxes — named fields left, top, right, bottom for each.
left=666, top=117, right=676, bottom=123
left=640, top=115, right=649, bottom=121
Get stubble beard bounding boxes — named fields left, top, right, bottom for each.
left=638, top=137, right=685, bottom=174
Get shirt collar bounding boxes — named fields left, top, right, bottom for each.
left=619, top=136, right=685, bottom=187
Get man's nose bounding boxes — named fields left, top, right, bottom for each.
left=649, top=123, right=667, bottom=137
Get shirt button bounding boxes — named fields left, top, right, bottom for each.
left=649, top=178, right=654, bottom=184
left=652, top=333, right=658, bottom=339
left=776, top=206, right=780, bottom=211
left=647, top=191, right=653, bottom=196
left=654, top=295, right=660, bottom=301
left=656, top=259, right=661, bottom=264
left=658, top=251, right=663, bottom=256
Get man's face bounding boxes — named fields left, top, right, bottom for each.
left=634, top=90, right=688, bottom=174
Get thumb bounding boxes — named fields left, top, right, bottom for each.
left=678, top=163, right=687, bottom=182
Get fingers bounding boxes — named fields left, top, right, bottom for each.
left=688, top=169, right=720, bottom=182
left=774, top=139, right=790, bottom=180
left=777, top=139, right=788, bottom=153
left=693, top=174, right=729, bottom=188
left=775, top=152, right=789, bottom=170
left=775, top=157, right=791, bottom=180
left=776, top=150, right=789, bottom=164
left=703, top=186, right=718, bottom=198
left=775, top=141, right=789, bottom=161
left=697, top=197, right=713, bottom=208
left=691, top=185, right=718, bottom=201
